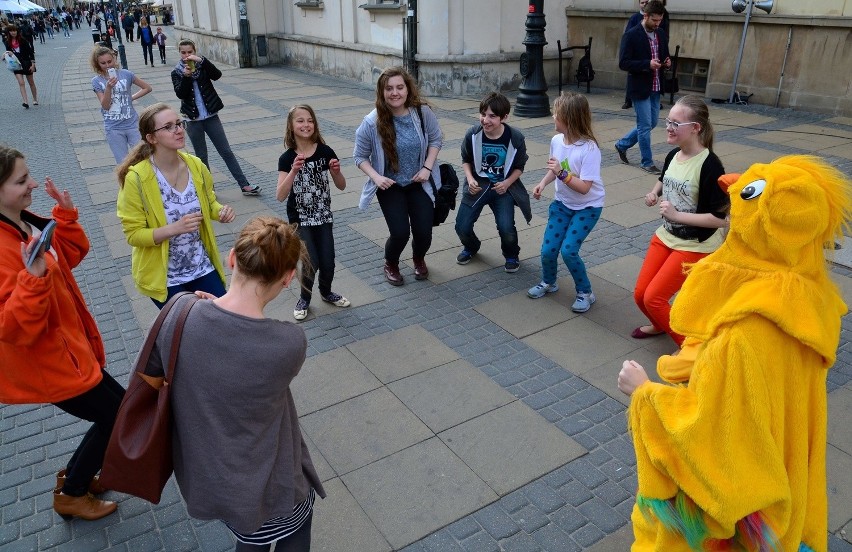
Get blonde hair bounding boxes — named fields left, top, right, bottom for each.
left=553, top=92, right=598, bottom=145
left=89, top=45, right=117, bottom=74
left=116, top=103, right=174, bottom=188
left=675, top=95, right=714, bottom=151
left=233, top=217, right=309, bottom=286
left=284, top=105, right=325, bottom=150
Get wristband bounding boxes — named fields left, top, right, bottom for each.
left=422, top=165, right=432, bottom=172
left=556, top=169, right=570, bottom=182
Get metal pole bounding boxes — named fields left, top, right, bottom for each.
left=774, top=26, right=792, bottom=108
left=514, top=0, right=550, bottom=118
left=112, top=0, right=127, bottom=69
left=728, top=0, right=753, bottom=104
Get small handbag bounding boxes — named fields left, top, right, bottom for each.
left=99, top=292, right=198, bottom=504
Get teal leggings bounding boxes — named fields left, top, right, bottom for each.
left=539, top=201, right=601, bottom=293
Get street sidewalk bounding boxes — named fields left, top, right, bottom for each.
left=1, top=29, right=851, bottom=551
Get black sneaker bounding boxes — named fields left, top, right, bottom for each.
left=504, top=258, right=520, bottom=273
left=241, top=184, right=261, bottom=196
left=621, top=101, right=632, bottom=109
left=641, top=165, right=662, bottom=176
left=456, top=249, right=474, bottom=265
left=615, top=145, right=629, bottom=165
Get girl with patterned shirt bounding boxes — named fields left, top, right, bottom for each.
left=90, top=46, right=151, bottom=163
left=277, top=104, right=349, bottom=321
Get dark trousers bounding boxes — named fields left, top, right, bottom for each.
left=234, top=511, right=313, bottom=552
left=151, top=270, right=226, bottom=309
left=124, top=28, right=133, bottom=41
left=454, top=186, right=519, bottom=259
left=185, top=114, right=250, bottom=191
left=158, top=44, right=166, bottom=62
left=52, top=371, right=125, bottom=497
left=297, top=223, right=335, bottom=304
left=141, top=42, right=154, bottom=65
left=376, top=183, right=434, bottom=263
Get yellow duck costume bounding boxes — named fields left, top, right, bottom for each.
left=628, top=155, right=851, bottom=551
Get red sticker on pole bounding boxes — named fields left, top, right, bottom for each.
left=529, top=4, right=535, bottom=12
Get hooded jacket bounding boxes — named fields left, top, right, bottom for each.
left=628, top=156, right=850, bottom=552
left=116, top=151, right=226, bottom=302
left=0, top=206, right=105, bottom=404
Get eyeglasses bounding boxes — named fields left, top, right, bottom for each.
left=152, top=120, right=187, bottom=134
left=665, top=118, right=698, bottom=131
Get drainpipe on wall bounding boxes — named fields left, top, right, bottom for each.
left=403, top=0, right=418, bottom=79
left=238, top=0, right=251, bottom=67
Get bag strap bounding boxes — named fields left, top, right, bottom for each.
left=415, top=105, right=438, bottom=197
left=135, top=292, right=190, bottom=377
left=164, top=294, right=199, bottom=386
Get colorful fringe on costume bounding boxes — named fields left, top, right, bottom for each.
left=638, top=493, right=782, bottom=551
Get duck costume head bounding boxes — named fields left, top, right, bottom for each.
left=628, top=155, right=851, bottom=552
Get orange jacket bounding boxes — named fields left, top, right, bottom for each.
left=0, top=206, right=105, bottom=404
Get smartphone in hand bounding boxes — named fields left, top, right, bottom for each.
left=26, top=220, right=56, bottom=269
left=107, top=67, right=117, bottom=79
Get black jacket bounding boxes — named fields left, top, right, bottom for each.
left=618, top=23, right=670, bottom=101
left=171, top=58, right=225, bottom=121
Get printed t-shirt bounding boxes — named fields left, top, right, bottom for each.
left=549, top=135, right=605, bottom=210
left=92, top=69, right=138, bottom=131
left=277, top=143, right=339, bottom=226
left=480, top=126, right=511, bottom=183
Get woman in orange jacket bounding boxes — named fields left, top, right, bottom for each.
left=0, top=145, right=124, bottom=521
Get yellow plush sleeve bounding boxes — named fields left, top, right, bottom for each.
left=629, top=316, right=792, bottom=542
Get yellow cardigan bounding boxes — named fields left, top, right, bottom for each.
left=116, top=151, right=226, bottom=302
left=628, top=156, right=851, bottom=552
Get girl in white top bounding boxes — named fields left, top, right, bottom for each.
left=90, top=46, right=151, bottom=163
left=529, top=92, right=605, bottom=313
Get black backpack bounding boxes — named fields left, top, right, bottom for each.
left=431, top=163, right=459, bottom=227
left=576, top=54, right=595, bottom=83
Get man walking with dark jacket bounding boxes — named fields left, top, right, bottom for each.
left=614, top=0, right=670, bottom=175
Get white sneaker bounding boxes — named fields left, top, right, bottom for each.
left=527, top=281, right=558, bottom=299
left=571, top=292, right=596, bottom=313
left=293, top=298, right=309, bottom=321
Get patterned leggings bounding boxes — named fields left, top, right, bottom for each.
left=539, top=201, right=601, bottom=293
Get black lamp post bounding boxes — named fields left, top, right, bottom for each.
left=514, top=0, right=550, bottom=118
left=100, top=0, right=128, bottom=68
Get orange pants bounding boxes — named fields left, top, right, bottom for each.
left=634, top=234, right=708, bottom=346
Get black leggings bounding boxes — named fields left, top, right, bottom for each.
left=234, top=511, right=313, bottom=552
left=297, top=223, right=335, bottom=303
left=376, top=183, right=434, bottom=263
left=52, top=371, right=125, bottom=497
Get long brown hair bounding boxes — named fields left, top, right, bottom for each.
left=284, top=104, right=325, bottom=150
left=553, top=92, right=598, bottom=145
left=233, top=216, right=308, bottom=286
left=0, top=145, right=24, bottom=187
left=675, top=95, right=714, bottom=151
left=375, top=67, right=426, bottom=174
left=116, top=102, right=173, bottom=188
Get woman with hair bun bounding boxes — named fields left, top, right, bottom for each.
left=145, top=216, right=326, bottom=552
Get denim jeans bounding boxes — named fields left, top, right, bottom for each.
left=455, top=186, right=519, bottom=259
left=616, top=92, right=661, bottom=168
left=298, top=223, right=335, bottom=303
left=376, top=183, right=434, bottom=263
left=185, top=114, right=250, bottom=190
left=52, top=371, right=125, bottom=496
left=539, top=201, right=601, bottom=293
left=105, top=126, right=141, bottom=163
left=151, top=269, right=226, bottom=309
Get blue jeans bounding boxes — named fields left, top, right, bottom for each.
left=151, top=269, right=225, bottom=309
left=105, top=126, right=141, bottom=163
left=455, top=186, right=519, bottom=258
left=298, top=223, right=335, bottom=303
left=185, top=114, right=250, bottom=191
left=540, top=201, right=601, bottom=293
left=616, top=92, right=661, bottom=168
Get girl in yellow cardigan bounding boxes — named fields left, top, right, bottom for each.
left=618, top=156, right=851, bottom=551
left=117, top=103, right=235, bottom=308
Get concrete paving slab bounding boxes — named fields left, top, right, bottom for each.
left=346, top=325, right=459, bottom=384
left=522, top=316, right=638, bottom=375
left=311, top=478, right=392, bottom=552
left=388, top=359, right=515, bottom=433
left=584, top=523, right=634, bottom=551
left=438, top=402, right=586, bottom=496
left=291, top=346, right=382, bottom=416
left=717, top=147, right=785, bottom=174
left=829, top=272, right=852, bottom=306
left=828, top=386, right=852, bottom=456
left=301, top=387, right=433, bottom=475
left=475, top=289, right=574, bottom=338
left=582, top=347, right=665, bottom=407
left=548, top=274, right=633, bottom=313
left=303, top=431, right=336, bottom=483
left=601, top=198, right=660, bottom=228
left=342, top=438, right=498, bottom=550
left=828, top=445, right=852, bottom=532
left=603, top=179, right=647, bottom=206
left=588, top=255, right=645, bottom=291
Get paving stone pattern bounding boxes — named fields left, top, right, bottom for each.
left=1, top=31, right=851, bottom=551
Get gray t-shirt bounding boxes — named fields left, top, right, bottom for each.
left=386, top=113, right=421, bottom=187
left=92, top=69, right=139, bottom=131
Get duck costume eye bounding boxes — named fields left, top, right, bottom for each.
left=740, top=179, right=766, bottom=200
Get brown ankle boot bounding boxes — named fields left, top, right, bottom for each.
left=53, top=491, right=117, bottom=520
left=56, top=469, right=107, bottom=495
left=413, top=257, right=428, bottom=280
left=383, top=261, right=404, bottom=286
